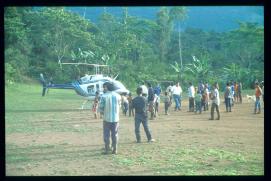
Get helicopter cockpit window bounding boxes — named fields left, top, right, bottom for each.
left=87, top=85, right=95, bottom=95
left=81, top=77, right=87, bottom=82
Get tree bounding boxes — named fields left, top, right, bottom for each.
left=169, top=7, right=187, bottom=79
left=222, top=22, right=263, bottom=70
left=4, top=6, right=264, bottom=89
left=156, top=7, right=172, bottom=62
left=184, top=55, right=212, bottom=82
left=25, top=7, right=100, bottom=80
left=4, top=7, right=32, bottom=81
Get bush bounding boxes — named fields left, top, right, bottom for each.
left=5, top=62, right=16, bottom=85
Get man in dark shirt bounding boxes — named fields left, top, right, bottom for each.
left=132, top=87, right=155, bottom=143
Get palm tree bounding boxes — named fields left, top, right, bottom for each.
left=169, top=7, right=187, bottom=78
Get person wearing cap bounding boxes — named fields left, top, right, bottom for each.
left=99, top=82, right=122, bottom=154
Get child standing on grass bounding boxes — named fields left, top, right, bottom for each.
left=154, top=93, right=160, bottom=117
left=92, top=91, right=100, bottom=119
left=195, top=89, right=202, bottom=114
left=164, top=91, right=170, bottom=115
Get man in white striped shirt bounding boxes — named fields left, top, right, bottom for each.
left=172, top=82, right=183, bottom=111
left=99, top=82, right=122, bottom=154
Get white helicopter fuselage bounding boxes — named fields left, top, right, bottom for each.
left=72, top=74, right=129, bottom=100
left=41, top=63, right=129, bottom=109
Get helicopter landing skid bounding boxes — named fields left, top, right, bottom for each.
left=81, top=99, right=92, bottom=109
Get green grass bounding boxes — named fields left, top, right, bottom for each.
left=5, top=83, right=95, bottom=134
left=112, top=146, right=263, bottom=175
left=5, top=83, right=263, bottom=175
left=5, top=83, right=83, bottom=111
left=5, top=83, right=255, bottom=111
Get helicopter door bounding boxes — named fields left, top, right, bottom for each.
left=87, top=84, right=96, bottom=95
left=100, top=82, right=104, bottom=93
left=96, top=83, right=100, bottom=93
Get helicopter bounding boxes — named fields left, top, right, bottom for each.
left=40, top=62, right=129, bottom=109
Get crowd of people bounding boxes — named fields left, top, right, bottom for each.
left=92, top=79, right=264, bottom=155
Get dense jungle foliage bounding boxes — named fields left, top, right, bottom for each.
left=4, top=7, right=264, bottom=90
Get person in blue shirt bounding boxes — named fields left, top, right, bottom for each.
left=198, top=80, right=204, bottom=94
left=99, top=82, right=122, bottom=154
left=154, top=84, right=162, bottom=96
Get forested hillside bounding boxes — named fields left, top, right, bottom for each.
left=67, top=6, right=264, bottom=32
left=4, top=7, right=264, bottom=90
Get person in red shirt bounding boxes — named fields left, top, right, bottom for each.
left=92, top=91, right=100, bottom=119
left=234, top=81, right=239, bottom=103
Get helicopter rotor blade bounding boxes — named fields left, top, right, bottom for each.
left=113, top=74, right=119, bottom=80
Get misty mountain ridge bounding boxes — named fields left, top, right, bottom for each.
left=66, top=6, right=263, bottom=32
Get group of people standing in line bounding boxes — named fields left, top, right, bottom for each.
left=91, top=79, right=263, bottom=155
left=164, top=81, right=221, bottom=120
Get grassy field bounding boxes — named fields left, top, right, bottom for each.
left=5, top=83, right=264, bottom=175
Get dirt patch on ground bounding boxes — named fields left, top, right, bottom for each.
left=6, top=98, right=264, bottom=175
